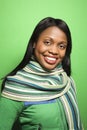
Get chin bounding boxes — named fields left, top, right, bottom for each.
left=43, top=65, right=56, bottom=71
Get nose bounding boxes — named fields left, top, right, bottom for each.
left=48, top=45, right=58, bottom=55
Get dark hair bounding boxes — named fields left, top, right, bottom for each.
left=1, top=17, right=72, bottom=88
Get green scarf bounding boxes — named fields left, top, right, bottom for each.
left=2, top=60, right=82, bottom=130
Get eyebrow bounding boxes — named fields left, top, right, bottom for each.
left=44, top=37, right=67, bottom=44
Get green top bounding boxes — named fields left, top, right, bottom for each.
left=0, top=60, right=82, bottom=129
left=0, top=96, right=68, bottom=130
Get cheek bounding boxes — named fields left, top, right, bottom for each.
left=36, top=46, right=42, bottom=53
left=34, top=46, right=43, bottom=58
left=35, top=45, right=46, bottom=55
left=60, top=50, right=66, bottom=58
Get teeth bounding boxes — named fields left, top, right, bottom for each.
left=46, top=57, right=56, bottom=61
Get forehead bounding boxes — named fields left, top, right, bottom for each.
left=38, top=26, right=67, bottom=41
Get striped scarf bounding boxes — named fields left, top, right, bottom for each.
left=2, top=60, right=82, bottom=130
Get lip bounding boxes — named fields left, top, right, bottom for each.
left=44, top=56, right=57, bottom=64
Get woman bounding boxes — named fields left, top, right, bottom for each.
left=0, top=17, right=83, bottom=130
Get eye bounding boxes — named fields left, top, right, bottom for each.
left=43, top=40, right=51, bottom=46
left=58, top=43, right=67, bottom=50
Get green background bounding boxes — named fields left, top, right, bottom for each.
left=0, top=0, right=87, bottom=129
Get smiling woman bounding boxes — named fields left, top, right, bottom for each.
left=0, top=17, right=83, bottom=130
left=34, top=26, right=67, bottom=70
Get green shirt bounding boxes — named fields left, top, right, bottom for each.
left=0, top=96, right=68, bottom=130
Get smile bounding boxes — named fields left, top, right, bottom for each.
left=44, top=56, right=57, bottom=64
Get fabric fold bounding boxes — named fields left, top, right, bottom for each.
left=1, top=60, right=82, bottom=130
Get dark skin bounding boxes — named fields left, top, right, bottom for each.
left=34, top=26, right=67, bottom=70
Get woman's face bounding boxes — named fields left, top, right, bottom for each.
left=34, top=26, right=67, bottom=70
